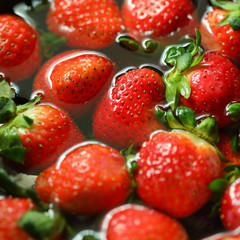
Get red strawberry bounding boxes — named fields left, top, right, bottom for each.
left=134, top=130, right=221, bottom=218
left=33, top=50, right=116, bottom=117
left=199, top=1, right=240, bottom=63
left=47, top=0, right=123, bottom=49
left=0, top=14, right=41, bottom=82
left=0, top=198, right=35, bottom=240
left=1, top=101, right=85, bottom=173
left=121, top=0, right=197, bottom=43
left=100, top=204, right=189, bottom=240
left=220, top=177, right=240, bottom=230
left=35, top=142, right=132, bottom=215
left=92, top=68, right=166, bottom=150
left=203, top=229, right=240, bottom=240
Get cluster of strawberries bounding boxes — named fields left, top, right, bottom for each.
left=1, top=0, right=240, bottom=239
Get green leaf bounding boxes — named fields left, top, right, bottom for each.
left=164, top=46, right=186, bottom=65
left=0, top=97, right=17, bottom=123
left=178, top=75, right=191, bottom=99
left=176, top=52, right=192, bottom=72
left=231, top=131, right=239, bottom=154
left=210, top=0, right=239, bottom=10
left=166, top=110, right=183, bottom=129
left=229, top=17, right=240, bottom=30
left=176, top=106, right=196, bottom=129
left=165, top=83, right=179, bottom=110
left=117, top=35, right=140, bottom=52
left=17, top=95, right=41, bottom=113
left=18, top=210, right=66, bottom=240
left=195, top=117, right=219, bottom=143
left=154, top=107, right=169, bottom=128
left=0, top=79, right=15, bottom=99
left=224, top=164, right=240, bottom=173
left=0, top=127, right=25, bottom=163
left=209, top=178, right=228, bottom=193
left=226, top=102, right=240, bottom=122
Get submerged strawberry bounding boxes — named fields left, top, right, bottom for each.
left=92, top=67, right=166, bottom=150
left=35, top=142, right=132, bottom=215
left=200, top=0, right=240, bottom=63
left=47, top=0, right=123, bottom=49
left=100, top=204, right=189, bottom=240
left=121, top=0, right=197, bottom=43
left=33, top=50, right=115, bottom=117
left=134, top=130, right=221, bottom=218
left=0, top=14, right=41, bottom=82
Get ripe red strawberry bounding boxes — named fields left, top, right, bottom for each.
left=100, top=204, right=189, bottom=240
left=0, top=198, right=35, bottom=240
left=1, top=101, right=85, bottom=173
left=35, top=143, right=132, bottom=215
left=220, top=177, right=240, bottom=230
left=33, top=50, right=116, bottom=117
left=134, top=130, right=221, bottom=218
left=92, top=68, right=166, bottom=150
left=47, top=0, right=123, bottom=49
left=121, top=0, right=197, bottom=43
left=199, top=1, right=240, bottom=63
left=0, top=14, right=41, bottom=82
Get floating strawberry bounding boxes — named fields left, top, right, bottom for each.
left=100, top=204, right=189, bottom=240
left=0, top=95, right=85, bottom=173
left=121, top=0, right=197, bottom=43
left=134, top=130, right=221, bottom=218
left=92, top=67, right=166, bottom=150
left=199, top=0, right=240, bottom=63
left=35, top=142, right=132, bottom=215
left=33, top=50, right=116, bottom=117
left=162, top=30, right=240, bottom=127
left=0, top=14, right=41, bottom=82
left=47, top=0, right=123, bottom=49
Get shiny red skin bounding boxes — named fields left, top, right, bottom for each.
left=135, top=130, right=222, bottom=218
left=11, top=103, right=85, bottom=174
left=179, top=52, right=240, bottom=128
left=35, top=143, right=132, bottom=215
left=47, top=0, right=123, bottom=49
left=100, top=204, right=189, bottom=240
left=0, top=198, right=35, bottom=240
left=121, top=0, right=197, bottom=43
left=221, top=177, right=240, bottom=230
left=92, top=68, right=166, bottom=150
left=200, top=7, right=240, bottom=63
left=33, top=50, right=115, bottom=117
left=0, top=14, right=41, bottom=82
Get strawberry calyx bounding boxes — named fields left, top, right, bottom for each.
left=226, top=102, right=240, bottom=123
left=0, top=95, right=41, bottom=163
left=163, top=29, right=204, bottom=110
left=72, top=230, right=100, bottom=240
left=211, top=0, right=240, bottom=30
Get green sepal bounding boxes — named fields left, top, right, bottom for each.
left=210, top=0, right=239, bottom=10
left=231, top=131, right=239, bottom=154
left=176, top=106, right=196, bottom=129
left=0, top=78, right=15, bottom=99
left=10, top=115, right=33, bottom=129
left=165, top=80, right=179, bottom=110
left=224, top=164, right=240, bottom=173
left=154, top=106, right=169, bottom=128
left=0, top=97, right=17, bottom=123
left=17, top=95, right=41, bottom=113
left=176, top=52, right=192, bottom=72
left=116, top=35, right=140, bottom=52
left=226, top=102, right=240, bottom=122
left=18, top=210, right=66, bottom=240
left=229, top=17, right=240, bottom=30
left=209, top=178, right=228, bottom=193
left=177, top=75, right=191, bottom=99
left=190, top=48, right=204, bottom=68
left=164, top=46, right=186, bottom=65
left=166, top=110, right=183, bottom=129
left=215, top=145, right=231, bottom=163
left=143, top=40, right=158, bottom=54
left=0, top=127, right=25, bottom=163
left=195, top=117, right=219, bottom=143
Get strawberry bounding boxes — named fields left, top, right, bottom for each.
left=0, top=97, right=85, bottom=174
left=203, top=229, right=240, bottom=240
left=33, top=50, right=116, bottom=117
left=92, top=68, right=166, bottom=150
left=46, top=0, right=123, bottom=49
left=0, top=14, right=41, bottom=82
left=220, top=177, right=240, bottom=230
left=121, top=0, right=197, bottom=43
left=35, top=142, right=132, bottom=215
left=199, top=0, right=240, bottom=63
left=0, top=198, right=36, bottom=240
left=100, top=204, right=189, bottom=240
left=163, top=30, right=240, bottom=128
left=134, top=130, right=221, bottom=218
